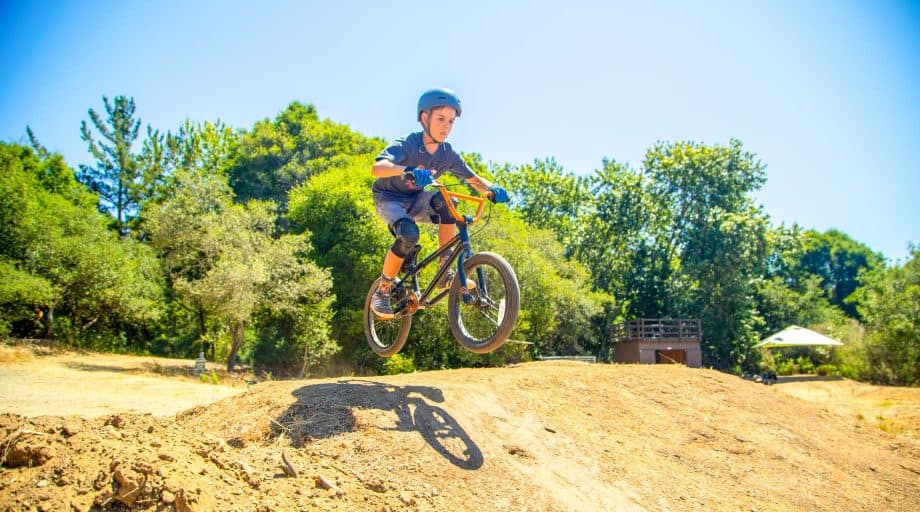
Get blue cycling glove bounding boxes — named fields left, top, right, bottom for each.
left=489, top=185, right=510, bottom=204
left=404, top=167, right=433, bottom=189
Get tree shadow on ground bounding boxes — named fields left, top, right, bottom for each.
left=775, top=375, right=845, bottom=384
left=62, top=362, right=140, bottom=373
left=273, top=380, right=483, bottom=470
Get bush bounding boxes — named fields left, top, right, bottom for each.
left=795, top=356, right=815, bottom=374
left=816, top=364, right=838, bottom=376
left=382, top=353, right=416, bottom=375
left=776, top=359, right=798, bottom=376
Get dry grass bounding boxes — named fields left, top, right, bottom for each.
left=773, top=376, right=920, bottom=440
left=0, top=344, right=33, bottom=363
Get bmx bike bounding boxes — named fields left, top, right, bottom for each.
left=363, top=181, right=520, bottom=357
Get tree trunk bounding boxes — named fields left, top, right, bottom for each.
left=226, top=321, right=245, bottom=372
left=299, top=345, right=310, bottom=379
left=44, top=306, right=54, bottom=339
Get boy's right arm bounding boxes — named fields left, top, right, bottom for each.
left=372, top=159, right=409, bottom=178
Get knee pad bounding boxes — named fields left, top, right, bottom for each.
left=390, top=218, right=420, bottom=258
left=429, top=194, right=457, bottom=225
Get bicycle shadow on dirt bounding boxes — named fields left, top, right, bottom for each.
left=273, top=380, right=483, bottom=470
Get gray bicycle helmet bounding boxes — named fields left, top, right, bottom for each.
left=417, top=88, right=462, bottom=120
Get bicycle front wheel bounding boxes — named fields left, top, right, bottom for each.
left=364, top=278, right=412, bottom=357
left=448, top=252, right=520, bottom=354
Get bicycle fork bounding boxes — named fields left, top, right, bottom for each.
left=455, top=220, right=487, bottom=305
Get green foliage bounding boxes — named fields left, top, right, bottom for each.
left=146, top=141, right=336, bottom=372
left=640, top=140, right=770, bottom=370
left=381, top=353, right=416, bottom=375
left=478, top=209, right=610, bottom=358
left=848, top=247, right=920, bottom=385
left=79, top=96, right=146, bottom=236
left=287, top=157, right=392, bottom=353
left=797, top=229, right=884, bottom=318
left=754, top=275, right=830, bottom=334
left=753, top=225, right=840, bottom=337
left=8, top=97, right=913, bottom=384
left=493, top=158, right=591, bottom=249
left=816, top=364, right=838, bottom=376
left=573, top=159, right=669, bottom=318
left=0, top=142, right=165, bottom=344
left=198, top=372, right=219, bottom=384
left=0, top=259, right=54, bottom=336
left=137, top=120, right=239, bottom=227
left=229, top=102, right=384, bottom=206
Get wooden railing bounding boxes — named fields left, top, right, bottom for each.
left=612, top=318, right=702, bottom=343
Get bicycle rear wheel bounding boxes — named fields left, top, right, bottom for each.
left=364, top=278, right=412, bottom=357
left=448, top=252, right=520, bottom=354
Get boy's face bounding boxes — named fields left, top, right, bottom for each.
left=422, top=106, right=457, bottom=141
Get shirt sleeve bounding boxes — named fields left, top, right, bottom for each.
left=447, top=151, right=477, bottom=180
left=376, top=138, right=408, bottom=165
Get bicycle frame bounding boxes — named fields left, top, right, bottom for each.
left=391, top=183, right=488, bottom=316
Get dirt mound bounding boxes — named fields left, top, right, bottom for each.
left=2, top=362, right=918, bottom=511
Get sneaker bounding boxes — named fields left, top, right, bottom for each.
left=371, top=289, right=394, bottom=319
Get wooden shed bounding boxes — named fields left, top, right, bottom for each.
left=612, top=318, right=703, bottom=368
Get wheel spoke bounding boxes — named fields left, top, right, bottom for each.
left=475, top=307, right=500, bottom=326
left=448, top=253, right=520, bottom=354
left=455, top=267, right=508, bottom=340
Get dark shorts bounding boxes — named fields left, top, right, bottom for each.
left=373, top=190, right=447, bottom=228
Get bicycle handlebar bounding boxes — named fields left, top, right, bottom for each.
left=432, top=179, right=487, bottom=224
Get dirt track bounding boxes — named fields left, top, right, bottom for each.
left=1, top=349, right=918, bottom=511
left=0, top=348, right=245, bottom=417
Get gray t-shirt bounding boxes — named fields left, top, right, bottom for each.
left=373, top=132, right=476, bottom=195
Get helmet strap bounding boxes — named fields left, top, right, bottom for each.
left=420, top=112, right=444, bottom=146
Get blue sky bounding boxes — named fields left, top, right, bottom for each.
left=2, top=0, right=918, bottom=262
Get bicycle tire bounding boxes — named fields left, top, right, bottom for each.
left=363, top=278, right=412, bottom=357
left=447, top=252, right=520, bottom=354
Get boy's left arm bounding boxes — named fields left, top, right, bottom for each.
left=451, top=153, right=508, bottom=203
left=464, top=175, right=493, bottom=195
left=465, top=175, right=510, bottom=204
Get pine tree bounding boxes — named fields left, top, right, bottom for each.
left=79, top=95, right=142, bottom=237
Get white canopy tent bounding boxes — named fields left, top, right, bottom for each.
left=756, top=325, right=843, bottom=348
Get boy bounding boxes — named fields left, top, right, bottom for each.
left=370, top=88, right=510, bottom=319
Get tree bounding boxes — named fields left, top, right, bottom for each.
left=642, top=140, right=770, bottom=370
left=0, top=142, right=164, bottom=343
left=493, top=158, right=591, bottom=249
left=753, top=225, right=840, bottom=336
left=79, top=96, right=144, bottom=237
left=796, top=229, right=884, bottom=318
left=849, top=247, right=919, bottom=385
left=570, top=159, right=669, bottom=319
left=229, top=102, right=383, bottom=208
left=287, top=155, right=394, bottom=354
left=146, top=161, right=335, bottom=372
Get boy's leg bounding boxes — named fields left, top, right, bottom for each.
left=437, top=223, right=457, bottom=263
left=372, top=249, right=404, bottom=320
left=382, top=250, right=403, bottom=281
left=437, top=223, right=456, bottom=244
left=372, top=195, right=417, bottom=318
left=414, top=191, right=462, bottom=289
left=435, top=224, right=459, bottom=289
